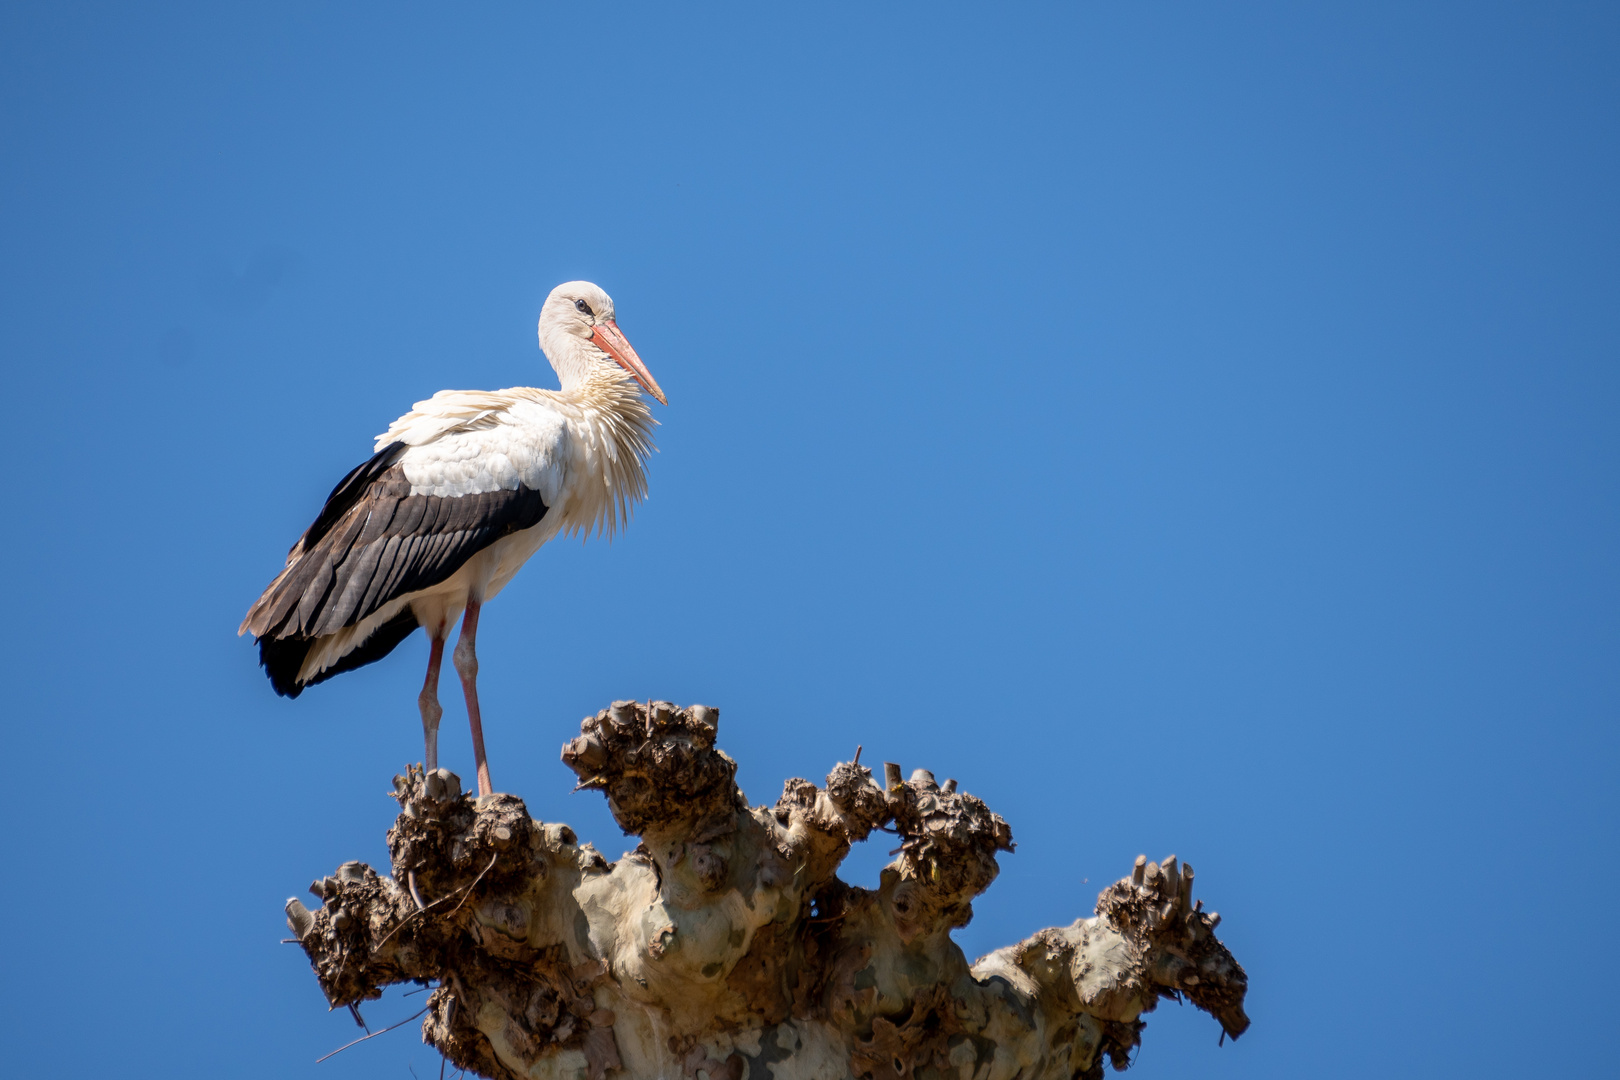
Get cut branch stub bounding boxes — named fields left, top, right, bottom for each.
left=284, top=700, right=1249, bottom=1080
left=1093, top=854, right=1250, bottom=1039
left=561, top=700, right=741, bottom=836
left=885, top=766, right=1015, bottom=928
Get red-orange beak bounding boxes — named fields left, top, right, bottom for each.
left=590, top=320, right=667, bottom=405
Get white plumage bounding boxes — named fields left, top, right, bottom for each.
left=241, top=281, right=665, bottom=796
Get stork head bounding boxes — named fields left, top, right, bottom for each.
left=538, top=280, right=667, bottom=405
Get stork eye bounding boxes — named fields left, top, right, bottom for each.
left=574, top=299, right=594, bottom=316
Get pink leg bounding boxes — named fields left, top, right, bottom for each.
left=418, top=629, right=447, bottom=771
left=453, top=598, right=492, bottom=797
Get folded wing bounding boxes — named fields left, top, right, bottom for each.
left=242, top=440, right=549, bottom=696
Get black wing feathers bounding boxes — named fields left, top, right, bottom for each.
left=246, top=444, right=549, bottom=695
left=303, top=441, right=408, bottom=551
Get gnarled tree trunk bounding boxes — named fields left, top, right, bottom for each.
left=286, top=701, right=1249, bottom=1079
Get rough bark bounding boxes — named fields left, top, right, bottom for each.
left=285, top=701, right=1249, bottom=1079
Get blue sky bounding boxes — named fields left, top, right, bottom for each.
left=1, top=3, right=1615, bottom=1076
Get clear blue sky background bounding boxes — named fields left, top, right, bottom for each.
left=2, top=3, right=1615, bottom=1077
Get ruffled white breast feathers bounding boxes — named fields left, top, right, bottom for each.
left=373, top=381, right=655, bottom=537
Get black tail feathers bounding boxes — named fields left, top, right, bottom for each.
left=256, top=607, right=421, bottom=698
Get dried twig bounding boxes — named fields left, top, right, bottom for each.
left=317, top=1005, right=429, bottom=1063
left=373, top=911, right=420, bottom=951
left=408, top=869, right=428, bottom=912
left=447, top=852, right=500, bottom=917
left=373, top=853, right=498, bottom=950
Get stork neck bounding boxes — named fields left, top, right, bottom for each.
left=542, top=330, right=601, bottom=394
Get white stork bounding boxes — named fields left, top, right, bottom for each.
left=240, top=281, right=666, bottom=797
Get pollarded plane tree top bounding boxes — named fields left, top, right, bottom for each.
left=284, top=701, right=1251, bottom=1080
left=240, top=282, right=668, bottom=797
